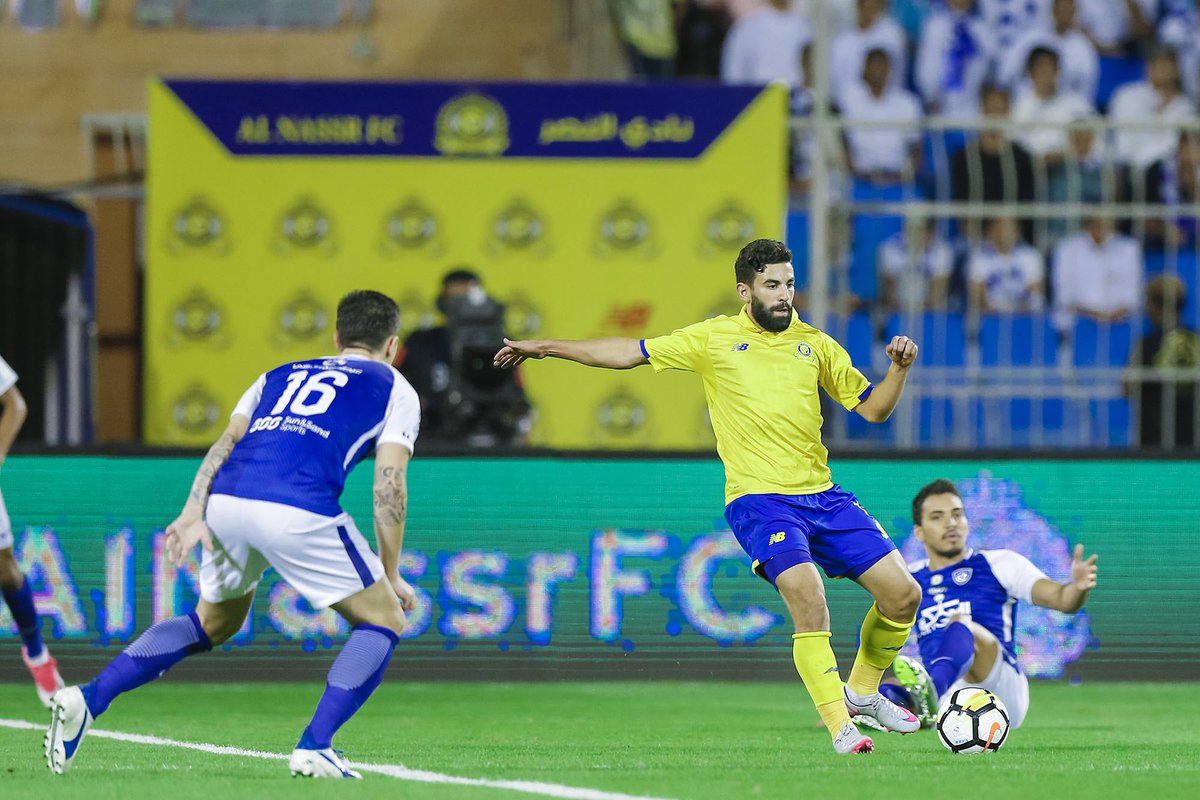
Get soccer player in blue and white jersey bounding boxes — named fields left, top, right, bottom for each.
left=46, top=290, right=421, bottom=779
left=891, top=478, right=1098, bottom=729
left=0, top=353, right=65, bottom=707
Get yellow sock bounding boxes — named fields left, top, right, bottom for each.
left=847, top=603, right=914, bottom=698
left=792, top=631, right=851, bottom=737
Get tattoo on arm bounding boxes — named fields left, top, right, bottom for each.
left=373, top=464, right=408, bottom=528
left=187, top=431, right=237, bottom=508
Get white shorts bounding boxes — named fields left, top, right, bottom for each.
left=947, top=650, right=1031, bottom=729
left=201, top=494, right=384, bottom=610
left=0, top=487, right=12, bottom=550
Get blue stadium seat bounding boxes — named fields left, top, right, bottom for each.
left=885, top=312, right=966, bottom=367
left=786, top=211, right=809, bottom=287
left=1095, top=54, right=1145, bottom=111
left=1090, top=398, right=1132, bottom=447
left=850, top=181, right=912, bottom=301
left=843, top=310, right=874, bottom=366
left=918, top=396, right=957, bottom=447
left=972, top=396, right=1075, bottom=448
left=979, top=314, right=1058, bottom=366
left=1071, top=319, right=1134, bottom=367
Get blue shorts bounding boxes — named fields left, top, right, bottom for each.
left=724, top=485, right=896, bottom=585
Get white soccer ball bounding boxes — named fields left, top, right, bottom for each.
left=936, top=687, right=1010, bottom=754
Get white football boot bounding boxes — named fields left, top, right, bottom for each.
left=289, top=747, right=362, bottom=778
left=832, top=720, right=874, bottom=754
left=844, top=685, right=921, bottom=734
left=45, top=686, right=94, bottom=774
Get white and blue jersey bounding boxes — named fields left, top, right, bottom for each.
left=909, top=549, right=1048, bottom=668
left=211, top=354, right=420, bottom=518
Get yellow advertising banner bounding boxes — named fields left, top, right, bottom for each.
left=145, top=79, right=786, bottom=447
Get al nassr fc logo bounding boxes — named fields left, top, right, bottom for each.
left=276, top=196, right=337, bottom=255
left=434, top=92, right=510, bottom=157
left=168, top=196, right=230, bottom=255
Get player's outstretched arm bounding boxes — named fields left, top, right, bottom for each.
left=1031, top=543, right=1098, bottom=613
left=164, top=415, right=250, bottom=566
left=855, top=335, right=918, bottom=423
left=0, top=384, right=28, bottom=474
left=493, top=337, right=649, bottom=370
left=373, top=443, right=416, bottom=611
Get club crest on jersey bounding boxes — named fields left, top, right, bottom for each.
left=795, top=342, right=814, bottom=358
left=952, top=567, right=973, bottom=585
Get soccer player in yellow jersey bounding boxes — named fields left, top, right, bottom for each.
left=495, top=239, right=922, bottom=754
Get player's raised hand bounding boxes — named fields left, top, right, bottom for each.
left=493, top=338, right=545, bottom=369
left=886, top=335, right=918, bottom=368
left=1070, top=543, right=1098, bottom=591
left=164, top=513, right=213, bottom=567
left=390, top=574, right=417, bottom=612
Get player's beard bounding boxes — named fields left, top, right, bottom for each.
left=749, top=295, right=792, bottom=333
left=932, top=542, right=966, bottom=560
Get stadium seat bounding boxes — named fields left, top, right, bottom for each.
left=1090, top=397, right=1132, bottom=447
left=885, top=311, right=966, bottom=367
left=843, top=310, right=874, bottom=366
left=979, top=314, right=1059, bottom=367
left=786, top=211, right=809, bottom=287
left=850, top=181, right=912, bottom=301
left=1095, top=54, right=1145, bottom=111
left=918, top=396, right=957, bottom=447
left=1071, top=319, right=1134, bottom=367
left=972, top=395, right=1076, bottom=448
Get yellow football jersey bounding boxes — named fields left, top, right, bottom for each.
left=642, top=307, right=871, bottom=504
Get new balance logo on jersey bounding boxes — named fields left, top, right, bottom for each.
left=768, top=532, right=787, bottom=545
left=731, top=343, right=749, bottom=351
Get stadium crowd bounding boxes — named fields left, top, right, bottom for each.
left=611, top=0, right=1200, bottom=317
left=607, top=0, right=1200, bottom=447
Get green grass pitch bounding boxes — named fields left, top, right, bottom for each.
left=1, top=681, right=1197, bottom=800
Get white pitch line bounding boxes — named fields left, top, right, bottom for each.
left=0, top=718, right=674, bottom=800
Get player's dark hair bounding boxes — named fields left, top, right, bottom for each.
left=734, top=239, right=792, bottom=286
left=336, top=290, right=401, bottom=352
left=912, top=478, right=962, bottom=525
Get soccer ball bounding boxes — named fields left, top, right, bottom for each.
left=936, top=687, right=1010, bottom=753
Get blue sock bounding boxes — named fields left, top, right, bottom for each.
left=81, top=612, right=212, bottom=717
left=297, top=624, right=398, bottom=751
left=2, top=576, right=44, bottom=659
left=928, top=620, right=976, bottom=698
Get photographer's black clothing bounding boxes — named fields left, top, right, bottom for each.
left=399, top=326, right=453, bottom=437
left=399, top=325, right=529, bottom=444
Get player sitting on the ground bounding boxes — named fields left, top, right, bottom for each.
left=0, top=352, right=65, bottom=707
left=890, top=478, right=1098, bottom=729
left=46, top=290, right=420, bottom=779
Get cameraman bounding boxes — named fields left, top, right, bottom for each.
left=398, top=269, right=532, bottom=446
